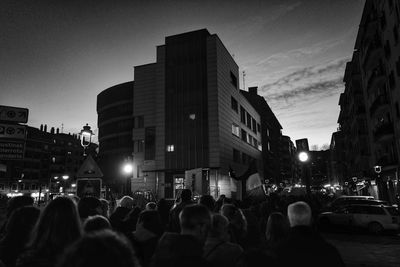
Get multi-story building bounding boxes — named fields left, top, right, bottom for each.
left=97, top=82, right=134, bottom=194
left=279, top=135, right=298, bottom=184
left=309, top=150, right=330, bottom=187
left=241, top=87, right=283, bottom=183
left=96, top=29, right=285, bottom=200
left=133, top=29, right=263, bottom=199
left=336, top=0, right=400, bottom=202
left=329, top=131, right=346, bottom=185
left=0, top=125, right=96, bottom=200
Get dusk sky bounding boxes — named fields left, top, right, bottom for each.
left=1, top=0, right=365, bottom=148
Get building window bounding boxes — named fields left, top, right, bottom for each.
left=145, top=127, right=156, bottom=160
left=241, top=129, right=247, bottom=142
left=247, top=134, right=251, bottom=144
left=396, top=57, right=400, bottom=77
left=252, top=118, right=257, bottom=133
left=231, top=97, right=238, bottom=113
left=266, top=128, right=270, bottom=137
left=230, top=71, right=238, bottom=89
left=242, top=153, right=248, bottom=164
left=381, top=11, right=387, bottom=29
left=389, top=71, right=395, bottom=90
left=133, top=116, right=144, bottom=128
left=257, top=141, right=262, bottom=151
left=231, top=124, right=240, bottom=137
left=134, top=140, right=144, bottom=152
left=394, top=25, right=399, bottom=44
left=384, top=40, right=391, bottom=59
left=11, top=183, right=17, bottom=191
left=166, top=144, right=175, bottom=152
left=240, top=106, right=246, bottom=123
left=246, top=113, right=252, bottom=128
left=233, top=149, right=241, bottom=163
left=252, top=136, right=257, bottom=147
left=257, top=123, right=261, bottom=133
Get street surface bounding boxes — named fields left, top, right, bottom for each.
left=324, top=232, right=400, bottom=267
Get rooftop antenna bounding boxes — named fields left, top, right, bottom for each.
left=61, top=123, right=64, bottom=133
left=243, top=71, right=246, bottom=90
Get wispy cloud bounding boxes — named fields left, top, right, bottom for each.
left=259, top=57, right=349, bottom=109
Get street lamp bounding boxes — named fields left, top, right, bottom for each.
left=298, top=151, right=309, bottom=162
left=122, top=162, right=133, bottom=195
left=80, top=123, right=94, bottom=156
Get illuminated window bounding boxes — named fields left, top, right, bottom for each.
left=166, top=145, right=175, bottom=152
left=231, top=124, right=240, bottom=137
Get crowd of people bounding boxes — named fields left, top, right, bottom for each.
left=0, top=189, right=345, bottom=267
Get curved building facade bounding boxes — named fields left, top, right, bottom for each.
left=97, top=81, right=133, bottom=192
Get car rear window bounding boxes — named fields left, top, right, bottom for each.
left=386, top=207, right=400, bottom=216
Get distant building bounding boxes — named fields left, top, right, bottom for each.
left=279, top=135, right=298, bottom=184
left=329, top=131, right=346, bottom=185
left=336, top=0, right=400, bottom=202
left=0, top=125, right=97, bottom=200
left=309, top=150, right=330, bottom=187
left=241, top=87, right=283, bottom=183
left=97, top=81, right=134, bottom=195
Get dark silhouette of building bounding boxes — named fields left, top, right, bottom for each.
left=97, top=29, right=287, bottom=200
left=309, top=150, right=330, bottom=187
left=329, top=131, right=346, bottom=185
left=97, top=81, right=134, bottom=195
left=279, top=135, right=298, bottom=184
left=241, top=86, right=283, bottom=183
left=335, top=0, right=400, bottom=202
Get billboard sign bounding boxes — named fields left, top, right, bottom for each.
left=0, top=123, right=26, bottom=140
left=296, top=138, right=310, bottom=152
left=0, top=140, right=25, bottom=160
left=76, top=178, right=102, bottom=198
left=0, top=105, right=29, bottom=123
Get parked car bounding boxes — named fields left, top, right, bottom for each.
left=319, top=204, right=400, bottom=234
left=327, top=195, right=378, bottom=210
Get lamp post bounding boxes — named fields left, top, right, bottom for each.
left=80, top=123, right=94, bottom=156
left=374, top=165, right=382, bottom=199
left=123, top=162, right=133, bottom=196
left=298, top=151, right=311, bottom=197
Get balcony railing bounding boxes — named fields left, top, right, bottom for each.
left=373, top=123, right=394, bottom=142
left=369, top=94, right=389, bottom=117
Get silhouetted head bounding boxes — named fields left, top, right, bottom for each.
left=4, top=206, right=40, bottom=244
left=83, top=215, right=111, bottom=233
left=198, top=195, right=215, bottom=211
left=57, top=230, right=140, bottom=267
left=287, top=201, right=312, bottom=227
left=78, top=197, right=102, bottom=220
left=180, top=189, right=192, bottom=203
left=118, top=196, right=134, bottom=209
left=220, top=204, right=247, bottom=233
left=6, top=195, right=34, bottom=218
left=179, top=204, right=212, bottom=243
left=29, top=197, right=82, bottom=255
left=208, top=214, right=230, bottom=241
left=145, top=202, right=157, bottom=210
left=265, top=212, right=289, bottom=244
left=136, top=210, right=163, bottom=236
left=99, top=199, right=109, bottom=218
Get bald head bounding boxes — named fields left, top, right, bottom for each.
left=287, top=201, right=312, bottom=227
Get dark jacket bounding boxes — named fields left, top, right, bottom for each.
left=275, top=226, right=345, bottom=267
left=151, top=232, right=210, bottom=267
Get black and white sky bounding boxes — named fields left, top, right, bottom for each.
left=0, top=0, right=365, bottom=147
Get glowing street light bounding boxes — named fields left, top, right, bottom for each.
left=62, top=175, right=69, bottom=180
left=123, top=163, right=133, bottom=174
left=298, top=151, right=309, bottom=162
left=80, top=123, right=94, bottom=156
